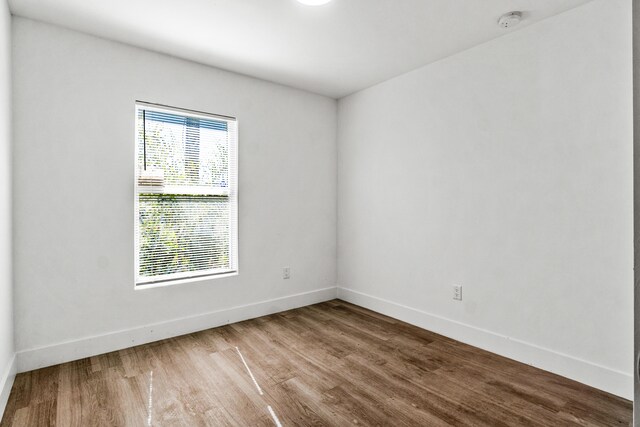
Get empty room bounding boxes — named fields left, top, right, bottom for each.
left=0, top=0, right=638, bottom=425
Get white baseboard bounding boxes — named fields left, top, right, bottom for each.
left=17, top=287, right=337, bottom=373
left=15, top=285, right=631, bottom=400
left=337, top=287, right=633, bottom=400
left=0, top=354, right=16, bottom=422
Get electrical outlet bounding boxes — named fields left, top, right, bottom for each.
left=452, top=284, right=462, bottom=301
left=283, top=267, right=291, bottom=280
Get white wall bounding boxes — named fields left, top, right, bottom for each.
left=12, top=17, right=337, bottom=370
left=0, top=0, right=14, bottom=418
left=338, top=0, right=633, bottom=398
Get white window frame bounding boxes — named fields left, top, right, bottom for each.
left=134, top=101, right=238, bottom=288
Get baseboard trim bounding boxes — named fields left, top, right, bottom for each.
left=0, top=354, right=16, bottom=422
left=17, top=287, right=337, bottom=373
left=337, top=287, right=632, bottom=400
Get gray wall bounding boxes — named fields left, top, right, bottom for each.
left=11, top=17, right=337, bottom=368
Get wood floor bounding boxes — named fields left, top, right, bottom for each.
left=0, top=300, right=632, bottom=426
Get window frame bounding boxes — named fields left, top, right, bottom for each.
left=134, top=101, right=239, bottom=288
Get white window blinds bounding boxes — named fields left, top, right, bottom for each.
left=135, top=102, right=238, bottom=286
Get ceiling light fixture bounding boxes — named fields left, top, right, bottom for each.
left=498, top=11, right=522, bottom=29
left=296, top=0, right=332, bottom=5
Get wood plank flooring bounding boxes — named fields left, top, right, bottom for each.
left=0, top=300, right=632, bottom=426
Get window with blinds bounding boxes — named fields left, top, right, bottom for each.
left=135, top=102, right=238, bottom=286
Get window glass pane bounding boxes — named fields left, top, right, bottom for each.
left=137, top=109, right=230, bottom=188
left=200, top=127, right=229, bottom=188
left=138, top=194, right=230, bottom=277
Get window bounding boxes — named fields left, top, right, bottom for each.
left=135, top=102, right=238, bottom=286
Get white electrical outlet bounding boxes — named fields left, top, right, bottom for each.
left=283, top=267, right=291, bottom=279
left=452, top=284, right=462, bottom=301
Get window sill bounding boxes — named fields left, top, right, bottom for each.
left=135, top=270, right=238, bottom=290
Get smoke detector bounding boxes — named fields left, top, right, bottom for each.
left=498, top=11, right=522, bottom=29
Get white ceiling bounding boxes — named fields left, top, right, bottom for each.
left=8, top=0, right=594, bottom=98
